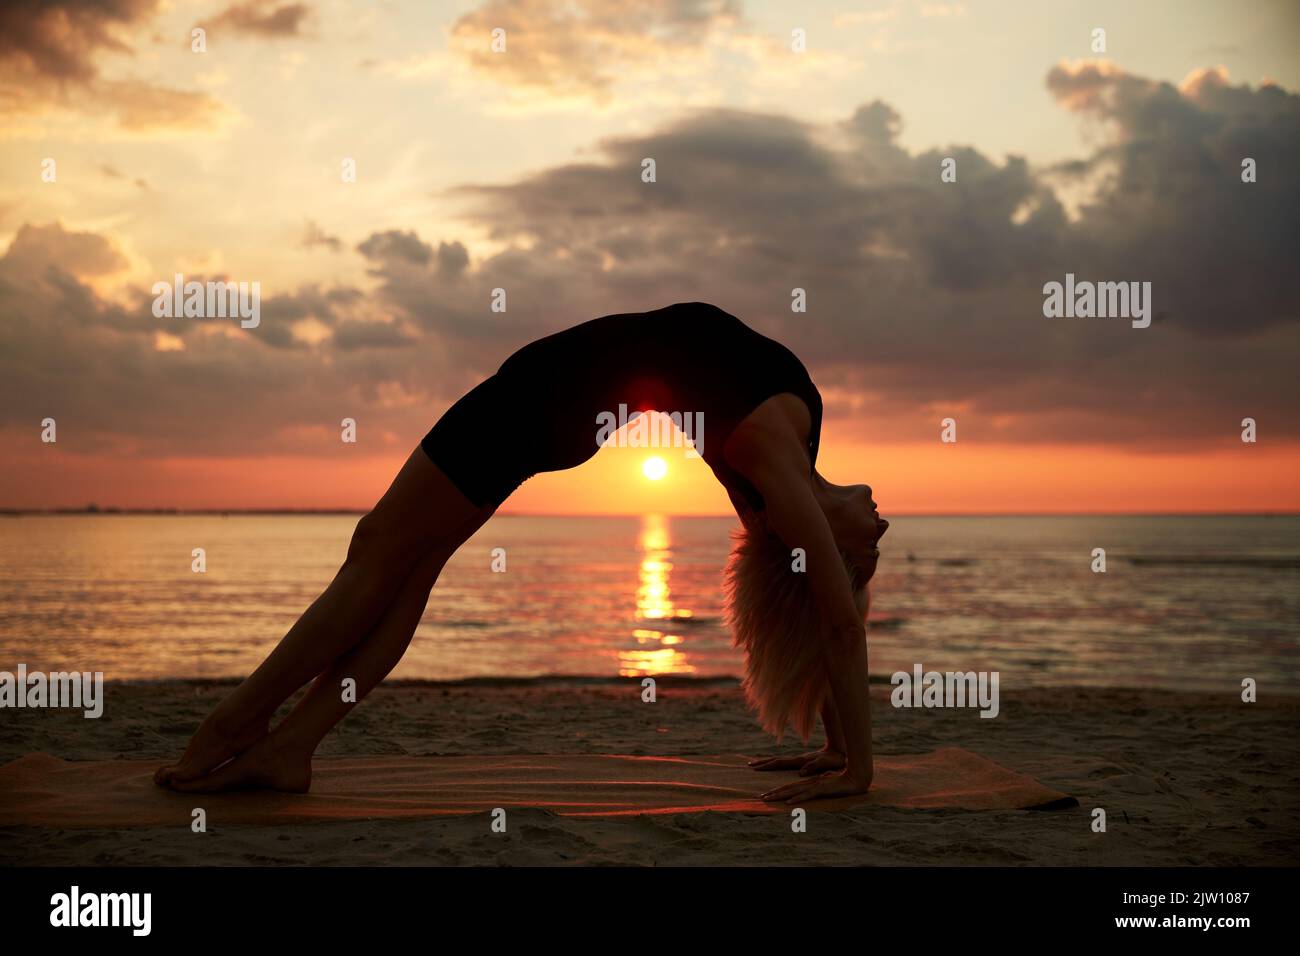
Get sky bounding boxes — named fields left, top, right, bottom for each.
left=1, top=0, right=1298, bottom=514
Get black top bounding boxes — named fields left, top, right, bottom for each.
left=497, top=302, right=823, bottom=512
left=420, top=301, right=823, bottom=511
left=677, top=305, right=823, bottom=512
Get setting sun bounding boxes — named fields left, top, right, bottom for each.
left=642, top=456, right=668, bottom=481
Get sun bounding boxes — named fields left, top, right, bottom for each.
left=642, top=456, right=668, bottom=481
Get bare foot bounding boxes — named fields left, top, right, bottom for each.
left=154, top=710, right=268, bottom=788
left=166, top=733, right=312, bottom=794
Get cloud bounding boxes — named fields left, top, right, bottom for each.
left=205, top=2, right=310, bottom=38
left=1045, top=60, right=1300, bottom=336
left=448, top=0, right=743, bottom=98
left=301, top=221, right=343, bottom=253
left=0, top=0, right=228, bottom=133
left=0, top=0, right=157, bottom=83
left=332, top=319, right=418, bottom=350
left=3, top=64, right=1296, bottom=461
left=99, top=163, right=150, bottom=190
left=437, top=240, right=470, bottom=276
left=434, top=64, right=1299, bottom=446
left=95, top=78, right=228, bottom=132
left=3, top=222, right=129, bottom=278
left=357, top=229, right=434, bottom=266
left=0, top=223, right=449, bottom=458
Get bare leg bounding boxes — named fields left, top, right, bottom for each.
left=169, top=542, right=455, bottom=793
left=157, top=448, right=491, bottom=785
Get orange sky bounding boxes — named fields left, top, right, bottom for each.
left=5, top=432, right=1296, bottom=514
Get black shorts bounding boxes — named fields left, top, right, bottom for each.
left=419, top=364, right=603, bottom=508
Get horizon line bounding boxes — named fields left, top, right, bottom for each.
left=2, top=508, right=1298, bottom=518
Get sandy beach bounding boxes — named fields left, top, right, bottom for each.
left=2, top=679, right=1296, bottom=867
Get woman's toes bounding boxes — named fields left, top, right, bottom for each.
left=166, top=738, right=311, bottom=794
left=169, top=759, right=244, bottom=793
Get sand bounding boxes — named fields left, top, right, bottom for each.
left=1, top=679, right=1297, bottom=866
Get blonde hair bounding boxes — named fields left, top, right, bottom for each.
left=723, top=523, right=869, bottom=742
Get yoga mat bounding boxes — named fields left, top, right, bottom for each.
left=0, top=748, right=1076, bottom=827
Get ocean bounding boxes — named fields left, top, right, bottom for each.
left=1, top=514, right=1296, bottom=692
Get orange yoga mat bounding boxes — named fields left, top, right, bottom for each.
left=0, top=748, right=1075, bottom=827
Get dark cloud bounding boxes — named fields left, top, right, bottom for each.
left=0, top=0, right=227, bottom=131
left=1045, top=61, right=1300, bottom=336
left=437, top=63, right=1299, bottom=446
left=205, top=2, right=309, bottom=38
left=437, top=240, right=470, bottom=276
left=3, top=222, right=128, bottom=278
left=301, top=221, right=343, bottom=253
left=333, top=319, right=418, bottom=350
left=357, top=230, right=433, bottom=266
left=0, top=0, right=157, bottom=83
left=0, top=226, right=449, bottom=458
left=2, top=63, right=1297, bottom=460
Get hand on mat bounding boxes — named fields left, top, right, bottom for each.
left=761, top=769, right=872, bottom=805
left=748, top=749, right=845, bottom=776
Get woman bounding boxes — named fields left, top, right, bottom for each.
left=155, top=302, right=888, bottom=804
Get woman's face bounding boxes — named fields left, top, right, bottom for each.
left=826, top=481, right=889, bottom=578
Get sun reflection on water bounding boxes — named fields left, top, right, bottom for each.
left=619, top=514, right=697, bottom=676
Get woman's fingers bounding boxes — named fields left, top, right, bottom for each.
left=762, top=773, right=829, bottom=802
left=762, top=771, right=870, bottom=805
left=762, top=781, right=814, bottom=802
left=752, top=758, right=800, bottom=772
left=749, top=752, right=816, bottom=772
left=799, top=752, right=846, bottom=776
left=774, top=778, right=827, bottom=804
left=786, top=774, right=868, bottom=804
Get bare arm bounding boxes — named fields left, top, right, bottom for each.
left=748, top=698, right=846, bottom=774
left=821, top=696, right=846, bottom=754
left=737, top=440, right=874, bottom=801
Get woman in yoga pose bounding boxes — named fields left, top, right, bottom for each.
left=155, top=302, right=888, bottom=804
